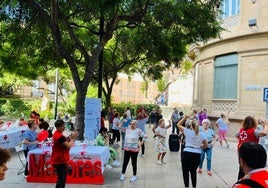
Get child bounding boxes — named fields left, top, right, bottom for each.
left=96, top=127, right=120, bottom=169
left=154, top=119, right=171, bottom=164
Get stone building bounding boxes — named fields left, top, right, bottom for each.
left=189, top=0, right=268, bottom=130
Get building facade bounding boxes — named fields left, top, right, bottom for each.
left=189, top=0, right=268, bottom=123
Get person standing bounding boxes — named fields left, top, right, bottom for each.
left=137, top=110, right=149, bottom=157
left=198, top=108, right=208, bottom=126
left=198, top=119, right=216, bottom=176
left=170, top=108, right=180, bottom=134
left=257, top=118, right=268, bottom=151
left=125, top=107, right=132, bottom=120
left=112, top=112, right=121, bottom=146
left=120, top=113, right=131, bottom=150
left=177, top=116, right=208, bottom=188
left=0, top=148, right=11, bottom=181
left=152, top=109, right=163, bottom=134
left=235, top=116, right=267, bottom=180
left=120, top=120, right=147, bottom=182
left=215, top=113, right=230, bottom=148
left=232, top=142, right=268, bottom=188
left=149, top=108, right=157, bottom=128
left=22, top=119, right=38, bottom=177
left=155, top=119, right=171, bottom=164
left=51, top=120, right=78, bottom=188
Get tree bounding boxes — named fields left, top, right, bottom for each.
left=101, top=1, right=223, bottom=107
left=0, top=0, right=222, bottom=139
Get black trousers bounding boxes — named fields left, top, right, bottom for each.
left=181, top=151, right=201, bottom=187
left=54, top=163, right=67, bottom=188
left=138, top=137, right=145, bottom=155
left=112, top=129, right=120, bottom=143
left=23, top=149, right=29, bottom=176
left=121, top=150, right=139, bottom=176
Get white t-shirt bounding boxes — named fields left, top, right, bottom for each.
left=112, top=117, right=120, bottom=130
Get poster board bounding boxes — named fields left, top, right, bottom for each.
left=84, top=98, right=101, bottom=141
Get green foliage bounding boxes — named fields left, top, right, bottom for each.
left=111, top=102, right=158, bottom=118
left=39, top=109, right=54, bottom=120
left=156, top=77, right=168, bottom=93
left=0, top=98, right=7, bottom=115
left=1, top=98, right=30, bottom=118
left=0, top=0, right=223, bottom=139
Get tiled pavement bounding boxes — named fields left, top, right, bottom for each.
left=1, top=125, right=247, bottom=188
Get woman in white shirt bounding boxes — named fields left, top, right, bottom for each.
left=120, top=120, right=147, bottom=182
left=177, top=116, right=208, bottom=188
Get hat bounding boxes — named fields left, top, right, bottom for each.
left=239, top=142, right=267, bottom=169
left=202, top=119, right=210, bottom=125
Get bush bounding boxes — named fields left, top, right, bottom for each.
left=111, top=102, right=159, bottom=118
left=1, top=98, right=30, bottom=118
left=0, top=98, right=7, bottom=116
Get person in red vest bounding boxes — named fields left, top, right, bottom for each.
left=51, top=120, right=78, bottom=188
left=235, top=116, right=267, bottom=180
left=232, top=142, right=267, bottom=188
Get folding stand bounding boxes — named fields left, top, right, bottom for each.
left=15, top=144, right=26, bottom=175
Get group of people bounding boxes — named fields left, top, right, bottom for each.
left=101, top=106, right=268, bottom=187
left=1, top=107, right=268, bottom=188
left=175, top=109, right=268, bottom=188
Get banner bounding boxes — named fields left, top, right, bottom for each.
left=84, top=98, right=101, bottom=141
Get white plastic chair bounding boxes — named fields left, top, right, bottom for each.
left=15, top=144, right=26, bottom=175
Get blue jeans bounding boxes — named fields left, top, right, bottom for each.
left=199, top=147, right=212, bottom=171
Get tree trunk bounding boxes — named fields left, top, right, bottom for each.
left=75, top=88, right=87, bottom=140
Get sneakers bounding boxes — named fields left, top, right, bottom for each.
left=112, top=160, right=121, bottom=167
left=161, top=160, right=166, bottom=164
left=120, top=174, right=125, bottom=181
left=197, top=168, right=202, bottom=174
left=130, top=176, right=138, bottom=182
left=157, top=160, right=162, bottom=164
left=207, top=171, right=212, bottom=176
left=106, top=164, right=113, bottom=169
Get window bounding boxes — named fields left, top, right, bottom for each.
left=221, top=0, right=240, bottom=19
left=214, top=53, right=238, bottom=99
left=32, top=80, right=43, bottom=97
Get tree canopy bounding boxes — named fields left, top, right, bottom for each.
left=0, top=0, right=222, bottom=139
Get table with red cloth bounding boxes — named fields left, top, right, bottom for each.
left=26, top=144, right=110, bottom=184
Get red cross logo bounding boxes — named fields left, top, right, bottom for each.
left=4, top=135, right=8, bottom=140
left=240, top=131, right=247, bottom=141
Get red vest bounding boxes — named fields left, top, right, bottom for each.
left=51, top=131, right=70, bottom=164
left=237, top=128, right=259, bottom=149
left=232, top=169, right=268, bottom=188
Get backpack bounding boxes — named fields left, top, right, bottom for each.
left=235, top=179, right=264, bottom=188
